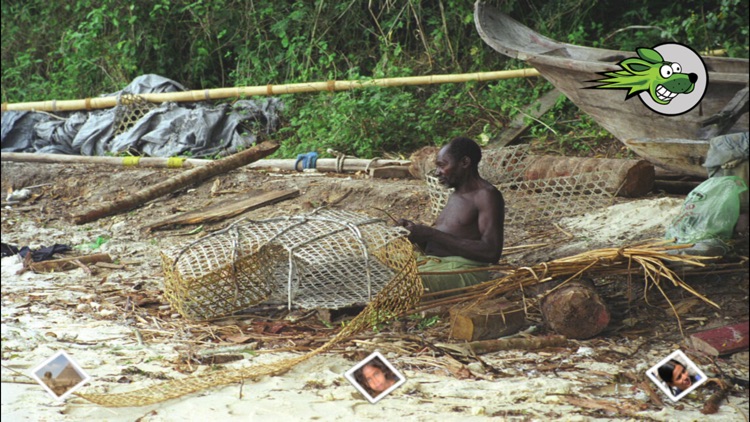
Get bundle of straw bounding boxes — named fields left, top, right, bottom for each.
left=415, top=240, right=724, bottom=335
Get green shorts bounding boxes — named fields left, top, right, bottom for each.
left=418, top=255, right=493, bottom=296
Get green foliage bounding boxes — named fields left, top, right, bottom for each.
left=409, top=313, right=441, bottom=330
left=2, top=0, right=747, bottom=157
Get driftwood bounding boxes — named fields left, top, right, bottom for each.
left=689, top=321, right=749, bottom=356
left=144, top=189, right=299, bottom=231
left=439, top=335, right=567, bottom=356
left=540, top=280, right=610, bottom=340
left=701, top=379, right=732, bottom=415
left=449, top=297, right=525, bottom=341
left=29, top=253, right=112, bottom=273
left=523, top=156, right=654, bottom=197
left=70, top=141, right=278, bottom=225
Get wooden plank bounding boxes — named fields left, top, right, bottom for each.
left=491, top=88, right=561, bottom=148
left=29, top=254, right=112, bottom=273
left=689, top=321, right=749, bottom=356
left=449, top=297, right=525, bottom=341
left=144, top=189, right=299, bottom=231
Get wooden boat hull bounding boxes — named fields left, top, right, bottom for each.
left=623, top=139, right=709, bottom=178
left=475, top=1, right=749, bottom=174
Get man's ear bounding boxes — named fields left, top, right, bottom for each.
left=460, top=156, right=472, bottom=168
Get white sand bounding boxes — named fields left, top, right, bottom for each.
left=2, top=201, right=748, bottom=421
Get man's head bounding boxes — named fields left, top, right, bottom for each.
left=435, top=137, right=482, bottom=188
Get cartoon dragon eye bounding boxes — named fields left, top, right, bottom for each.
left=660, top=65, right=673, bottom=78
left=671, top=63, right=682, bottom=73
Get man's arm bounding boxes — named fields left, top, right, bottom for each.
left=400, top=188, right=504, bottom=263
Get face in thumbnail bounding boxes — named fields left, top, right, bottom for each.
left=363, top=362, right=395, bottom=394
left=658, top=359, right=698, bottom=395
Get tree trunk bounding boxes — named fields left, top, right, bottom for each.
left=540, top=280, right=610, bottom=339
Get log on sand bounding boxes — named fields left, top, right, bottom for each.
left=540, top=280, right=610, bottom=340
left=70, top=141, right=279, bottom=225
left=523, top=156, right=654, bottom=197
left=449, top=297, right=526, bottom=341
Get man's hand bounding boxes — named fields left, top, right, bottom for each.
left=397, top=219, right=431, bottom=245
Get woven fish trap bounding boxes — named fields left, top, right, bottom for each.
left=162, top=208, right=414, bottom=320
left=76, top=217, right=423, bottom=408
left=113, top=93, right=156, bottom=136
left=426, top=145, right=616, bottom=225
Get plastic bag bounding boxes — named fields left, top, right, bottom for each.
left=665, top=176, right=748, bottom=245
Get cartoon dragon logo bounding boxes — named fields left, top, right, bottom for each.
left=593, top=47, right=699, bottom=105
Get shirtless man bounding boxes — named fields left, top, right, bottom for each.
left=398, top=137, right=504, bottom=294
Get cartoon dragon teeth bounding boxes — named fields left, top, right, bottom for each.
left=592, top=47, right=698, bottom=105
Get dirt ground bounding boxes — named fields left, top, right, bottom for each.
left=1, top=160, right=748, bottom=421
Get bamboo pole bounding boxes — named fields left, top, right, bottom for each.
left=1, top=69, right=541, bottom=113
left=70, top=141, right=279, bottom=225
left=1, top=152, right=410, bottom=172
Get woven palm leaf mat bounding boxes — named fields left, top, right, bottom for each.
left=73, top=238, right=720, bottom=407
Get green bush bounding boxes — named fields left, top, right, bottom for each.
left=2, top=0, right=747, bottom=158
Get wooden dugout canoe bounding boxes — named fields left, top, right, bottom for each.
left=474, top=1, right=749, bottom=177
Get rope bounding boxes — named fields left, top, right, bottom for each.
left=365, top=157, right=381, bottom=173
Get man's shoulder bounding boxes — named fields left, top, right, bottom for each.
left=477, top=180, right=504, bottom=200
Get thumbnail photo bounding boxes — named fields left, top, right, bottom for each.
left=345, top=350, right=405, bottom=404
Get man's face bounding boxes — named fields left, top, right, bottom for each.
left=435, top=147, right=462, bottom=188
left=671, top=364, right=692, bottom=391
left=363, top=364, right=388, bottom=393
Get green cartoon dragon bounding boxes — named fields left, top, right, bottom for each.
left=593, top=47, right=698, bottom=104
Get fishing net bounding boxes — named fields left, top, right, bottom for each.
left=426, top=145, right=617, bottom=225
left=161, top=209, right=411, bottom=320
left=76, top=209, right=423, bottom=407
left=113, top=93, right=156, bottom=136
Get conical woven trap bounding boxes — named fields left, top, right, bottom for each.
left=426, top=145, right=616, bottom=225
left=162, top=208, right=411, bottom=320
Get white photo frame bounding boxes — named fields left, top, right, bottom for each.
left=344, top=350, right=406, bottom=404
left=646, top=349, right=707, bottom=402
left=30, top=350, right=91, bottom=401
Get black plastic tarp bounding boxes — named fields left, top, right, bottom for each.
left=1, top=74, right=282, bottom=158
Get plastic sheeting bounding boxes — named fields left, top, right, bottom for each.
left=703, top=132, right=749, bottom=177
left=1, top=74, right=282, bottom=158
